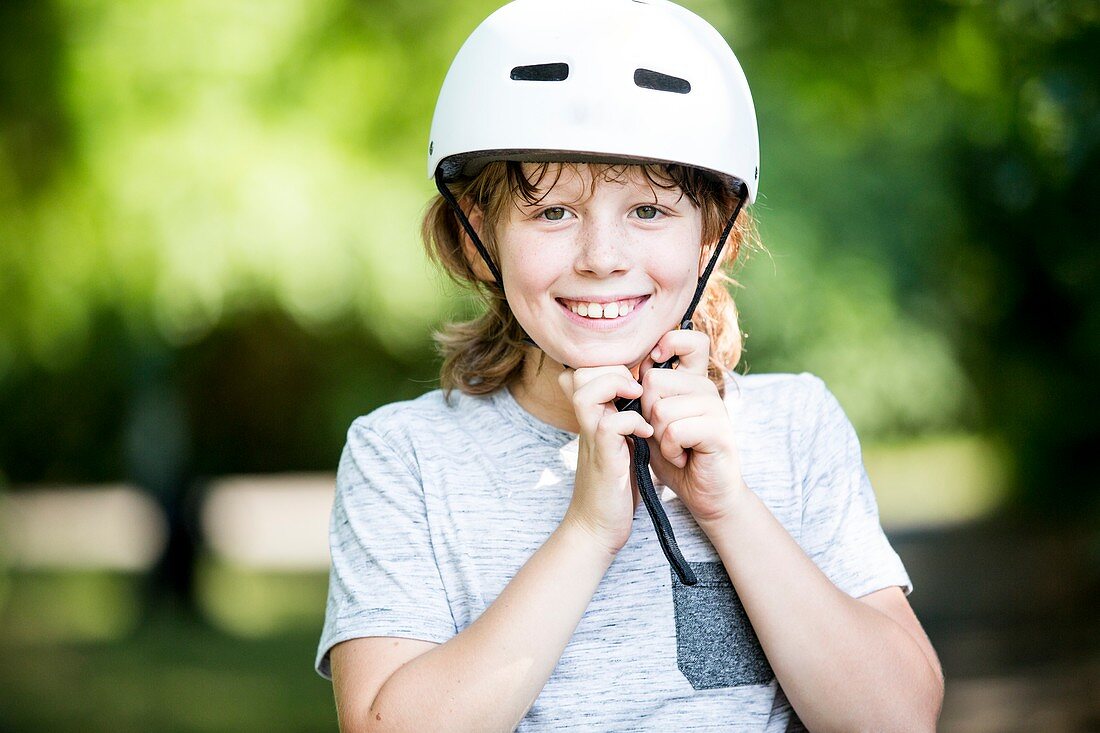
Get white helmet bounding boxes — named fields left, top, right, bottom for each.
left=428, top=0, right=760, bottom=203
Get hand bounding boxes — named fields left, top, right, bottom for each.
left=558, top=365, right=653, bottom=556
left=638, top=329, right=748, bottom=524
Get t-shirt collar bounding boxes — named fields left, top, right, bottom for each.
left=490, top=386, right=577, bottom=446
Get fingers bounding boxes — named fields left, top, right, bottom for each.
left=559, top=365, right=644, bottom=437
left=646, top=393, right=712, bottom=443
left=639, top=368, right=718, bottom=424
left=559, top=366, right=652, bottom=555
left=557, top=340, right=724, bottom=478
left=635, top=328, right=728, bottom=471
left=595, top=410, right=654, bottom=454
left=637, top=326, right=711, bottom=391
left=649, top=328, right=711, bottom=376
left=644, top=396, right=724, bottom=465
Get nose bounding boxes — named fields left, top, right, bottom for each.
left=574, top=215, right=629, bottom=277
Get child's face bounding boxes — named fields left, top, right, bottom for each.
left=494, top=164, right=705, bottom=370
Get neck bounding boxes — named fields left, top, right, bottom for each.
left=509, top=350, right=577, bottom=433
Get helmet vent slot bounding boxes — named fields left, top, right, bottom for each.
left=634, top=68, right=691, bottom=94
left=510, top=63, right=570, bottom=82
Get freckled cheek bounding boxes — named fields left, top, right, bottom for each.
left=643, top=251, right=697, bottom=290
left=500, top=248, right=565, bottom=314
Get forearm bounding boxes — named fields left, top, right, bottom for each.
left=700, top=482, right=942, bottom=733
left=367, top=520, right=614, bottom=733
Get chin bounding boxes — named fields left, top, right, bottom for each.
left=557, top=343, right=648, bottom=370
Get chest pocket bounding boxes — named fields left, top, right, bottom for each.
left=672, top=561, right=774, bottom=690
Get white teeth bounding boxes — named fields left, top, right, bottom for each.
left=565, top=299, right=639, bottom=320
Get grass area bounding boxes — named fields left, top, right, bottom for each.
left=0, top=570, right=144, bottom=643
left=0, top=598, right=336, bottom=733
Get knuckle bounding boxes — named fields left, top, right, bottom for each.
left=644, top=368, right=666, bottom=388
left=661, top=438, right=680, bottom=462
left=571, top=391, right=588, bottom=413
left=695, top=375, right=718, bottom=395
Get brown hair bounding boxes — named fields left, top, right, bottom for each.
left=421, top=161, right=760, bottom=397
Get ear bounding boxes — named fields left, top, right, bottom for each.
left=457, top=201, right=497, bottom=284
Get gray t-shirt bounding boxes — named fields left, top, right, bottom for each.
left=316, top=371, right=912, bottom=731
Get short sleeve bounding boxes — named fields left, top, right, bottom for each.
left=796, top=375, right=913, bottom=599
left=315, top=419, right=457, bottom=680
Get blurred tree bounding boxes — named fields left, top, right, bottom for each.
left=736, top=0, right=1099, bottom=520
left=938, top=2, right=1100, bottom=519
left=0, top=0, right=72, bottom=196
left=0, top=0, right=1096, bottom=554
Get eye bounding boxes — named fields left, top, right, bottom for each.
left=540, top=206, right=571, bottom=221
left=634, top=205, right=661, bottom=220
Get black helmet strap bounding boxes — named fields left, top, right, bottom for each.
left=611, top=185, right=746, bottom=587
left=435, top=169, right=505, bottom=288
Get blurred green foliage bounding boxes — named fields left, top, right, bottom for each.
left=195, top=554, right=329, bottom=637
left=0, top=0, right=1096, bottom=517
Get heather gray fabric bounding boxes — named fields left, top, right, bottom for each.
left=316, top=371, right=913, bottom=731
left=671, top=561, right=773, bottom=690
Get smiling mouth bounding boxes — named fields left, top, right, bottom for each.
left=557, top=296, right=648, bottom=320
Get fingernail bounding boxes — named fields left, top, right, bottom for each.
left=651, top=348, right=661, bottom=361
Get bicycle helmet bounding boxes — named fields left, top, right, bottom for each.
left=429, top=0, right=759, bottom=203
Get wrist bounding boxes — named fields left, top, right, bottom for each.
left=693, top=477, right=755, bottom=534
left=557, top=512, right=623, bottom=565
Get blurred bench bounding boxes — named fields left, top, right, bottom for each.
left=200, top=473, right=333, bottom=571
left=195, top=473, right=334, bottom=635
left=0, top=484, right=167, bottom=571
left=0, top=484, right=169, bottom=641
